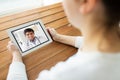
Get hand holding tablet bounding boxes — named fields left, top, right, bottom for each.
left=7, top=20, right=53, bottom=56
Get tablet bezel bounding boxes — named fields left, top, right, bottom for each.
left=7, top=20, right=53, bottom=56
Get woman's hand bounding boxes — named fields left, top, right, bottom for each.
left=7, top=41, right=23, bottom=62
left=47, top=27, right=60, bottom=41
left=46, top=27, right=76, bottom=47
left=7, top=41, right=19, bottom=53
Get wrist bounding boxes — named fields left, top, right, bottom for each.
left=12, top=51, right=23, bottom=62
left=53, top=34, right=61, bottom=41
left=12, top=50, right=21, bottom=56
left=12, top=50, right=20, bottom=53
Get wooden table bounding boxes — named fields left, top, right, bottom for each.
left=0, top=3, right=81, bottom=80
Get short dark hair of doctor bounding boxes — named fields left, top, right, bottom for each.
left=24, top=28, right=34, bottom=35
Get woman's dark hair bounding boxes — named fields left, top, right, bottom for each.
left=102, top=0, right=120, bottom=27
left=24, top=28, right=34, bottom=35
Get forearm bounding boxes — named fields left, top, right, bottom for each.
left=7, top=51, right=27, bottom=80
left=7, top=41, right=28, bottom=80
left=55, top=34, right=76, bottom=47
left=7, top=62, right=28, bottom=80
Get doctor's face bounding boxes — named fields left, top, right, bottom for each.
left=25, top=32, right=35, bottom=41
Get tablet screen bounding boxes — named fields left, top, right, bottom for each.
left=7, top=20, right=52, bottom=56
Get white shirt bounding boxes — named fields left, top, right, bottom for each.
left=7, top=37, right=120, bottom=80
left=22, top=36, right=48, bottom=52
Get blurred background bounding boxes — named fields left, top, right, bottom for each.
left=0, top=0, right=62, bottom=17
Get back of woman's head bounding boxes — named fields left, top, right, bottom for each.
left=102, top=0, right=120, bottom=27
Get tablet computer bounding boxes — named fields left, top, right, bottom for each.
left=7, top=20, right=53, bottom=56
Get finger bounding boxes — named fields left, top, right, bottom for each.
left=46, top=27, right=52, bottom=31
left=8, top=41, right=13, bottom=45
left=48, top=28, right=53, bottom=33
left=46, top=27, right=50, bottom=29
left=7, top=45, right=11, bottom=50
left=46, top=27, right=53, bottom=33
left=51, top=28, right=56, bottom=33
left=51, top=28, right=55, bottom=31
left=8, top=41, right=11, bottom=44
left=7, top=45, right=9, bottom=49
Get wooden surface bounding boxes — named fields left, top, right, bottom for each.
left=0, top=3, right=81, bottom=80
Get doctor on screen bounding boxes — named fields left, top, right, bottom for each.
left=23, top=28, right=41, bottom=51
